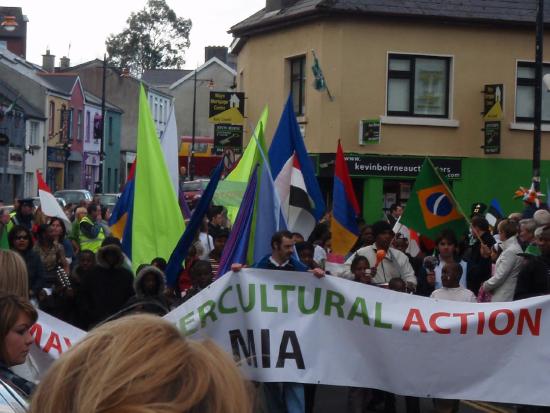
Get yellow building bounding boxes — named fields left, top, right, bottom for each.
left=231, top=0, right=550, bottom=221
left=45, top=94, right=71, bottom=190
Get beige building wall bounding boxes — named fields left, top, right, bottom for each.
left=237, top=17, right=550, bottom=160
left=46, top=95, right=71, bottom=145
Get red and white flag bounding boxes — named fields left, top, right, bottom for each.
left=36, top=170, right=70, bottom=226
left=274, top=152, right=316, bottom=239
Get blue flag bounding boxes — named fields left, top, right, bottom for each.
left=108, top=175, right=135, bottom=259
left=253, top=159, right=288, bottom=263
left=164, top=160, right=224, bottom=287
left=269, top=94, right=325, bottom=221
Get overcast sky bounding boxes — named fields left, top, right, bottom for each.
left=6, top=0, right=264, bottom=68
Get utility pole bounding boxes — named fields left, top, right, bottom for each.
left=97, top=54, right=107, bottom=193
left=189, top=68, right=197, bottom=181
left=533, top=0, right=544, bottom=190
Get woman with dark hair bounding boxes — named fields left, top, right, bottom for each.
left=33, top=224, right=69, bottom=287
left=8, top=225, right=45, bottom=298
left=417, top=229, right=468, bottom=297
left=49, top=217, right=75, bottom=266
left=0, top=293, right=38, bottom=399
left=349, top=224, right=375, bottom=254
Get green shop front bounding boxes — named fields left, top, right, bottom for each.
left=313, top=154, right=550, bottom=224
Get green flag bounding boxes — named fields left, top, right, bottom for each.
left=221, top=106, right=269, bottom=223
left=132, top=85, right=184, bottom=272
left=401, top=158, right=468, bottom=239
left=226, top=106, right=268, bottom=182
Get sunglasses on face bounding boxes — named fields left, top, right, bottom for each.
left=15, top=236, right=29, bottom=241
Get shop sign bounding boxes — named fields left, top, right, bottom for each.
left=85, top=153, right=100, bottom=166
left=47, top=147, right=66, bottom=163
left=483, top=84, right=503, bottom=121
left=209, top=92, right=245, bottom=124
left=318, top=154, right=462, bottom=180
left=8, top=147, right=23, bottom=169
left=483, top=121, right=500, bottom=155
left=213, top=124, right=243, bottom=154
left=359, top=119, right=381, bottom=145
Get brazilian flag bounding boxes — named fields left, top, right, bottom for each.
left=401, top=158, right=468, bottom=240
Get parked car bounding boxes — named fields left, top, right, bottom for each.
left=53, top=189, right=93, bottom=205
left=0, top=378, right=28, bottom=412
left=181, top=179, right=209, bottom=206
left=32, top=196, right=67, bottom=209
left=96, top=193, right=121, bottom=210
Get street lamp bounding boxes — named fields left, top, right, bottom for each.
left=188, top=69, right=213, bottom=181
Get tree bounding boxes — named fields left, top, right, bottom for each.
left=105, top=0, right=191, bottom=76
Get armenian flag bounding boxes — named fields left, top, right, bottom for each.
left=330, top=141, right=360, bottom=256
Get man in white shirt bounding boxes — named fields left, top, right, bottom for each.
left=345, top=221, right=417, bottom=290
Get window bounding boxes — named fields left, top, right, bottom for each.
left=48, top=101, right=55, bottom=136
left=25, top=173, right=33, bottom=197
left=516, top=61, right=550, bottom=123
left=387, top=54, right=451, bottom=118
left=107, top=168, right=112, bottom=193
left=67, top=109, right=73, bottom=140
left=108, top=116, right=113, bottom=145
left=85, top=111, right=91, bottom=142
left=289, top=56, right=306, bottom=116
left=77, top=110, right=83, bottom=140
left=29, top=121, right=39, bottom=146
left=114, top=169, right=118, bottom=192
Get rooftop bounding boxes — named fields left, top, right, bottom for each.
left=142, top=68, right=191, bottom=87
left=231, top=0, right=550, bottom=36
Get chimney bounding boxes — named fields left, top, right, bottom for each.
left=266, top=0, right=296, bottom=12
left=205, top=46, right=228, bottom=64
left=42, top=49, right=55, bottom=72
left=60, top=56, right=70, bottom=69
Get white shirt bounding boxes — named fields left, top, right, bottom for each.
left=198, top=232, right=213, bottom=260
left=314, top=245, right=327, bottom=268
left=430, top=287, right=477, bottom=302
left=345, top=245, right=417, bottom=286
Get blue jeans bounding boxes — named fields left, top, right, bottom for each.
left=263, top=382, right=305, bottom=413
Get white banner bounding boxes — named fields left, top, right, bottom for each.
left=29, top=310, right=86, bottom=377
left=165, top=269, right=550, bottom=406
left=30, top=270, right=550, bottom=406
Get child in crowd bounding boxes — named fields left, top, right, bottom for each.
left=295, top=242, right=319, bottom=270
left=182, top=260, right=213, bottom=303
left=124, top=265, right=170, bottom=316
left=71, top=250, right=95, bottom=285
left=429, top=263, right=475, bottom=411
left=350, top=255, right=373, bottom=285
left=430, top=262, right=477, bottom=303
left=347, top=255, right=375, bottom=413
left=151, top=257, right=167, bottom=272
left=208, top=229, right=229, bottom=277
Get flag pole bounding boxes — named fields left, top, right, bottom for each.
left=426, top=157, right=471, bottom=227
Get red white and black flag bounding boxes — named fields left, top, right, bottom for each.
left=275, top=152, right=316, bottom=239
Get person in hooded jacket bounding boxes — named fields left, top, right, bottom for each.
left=124, top=265, right=170, bottom=316
left=78, top=244, right=134, bottom=330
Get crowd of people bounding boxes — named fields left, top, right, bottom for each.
left=0, top=193, right=549, bottom=412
